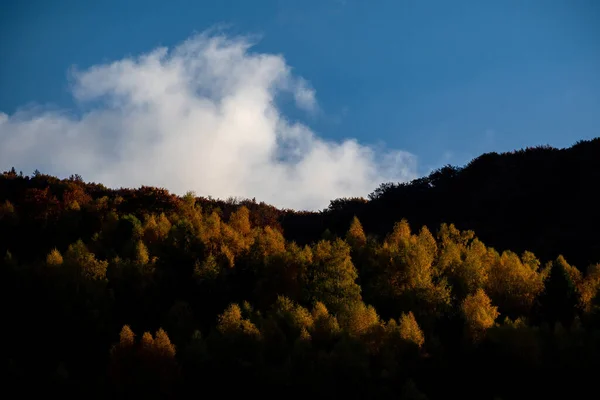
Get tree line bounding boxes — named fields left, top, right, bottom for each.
left=2, top=138, right=600, bottom=399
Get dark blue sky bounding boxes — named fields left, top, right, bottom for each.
left=1, top=0, right=599, bottom=175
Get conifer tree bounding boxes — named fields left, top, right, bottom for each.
left=398, top=311, right=425, bottom=349
left=346, top=216, right=367, bottom=249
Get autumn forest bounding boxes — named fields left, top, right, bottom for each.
left=2, top=138, right=600, bottom=399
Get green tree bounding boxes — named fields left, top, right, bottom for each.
left=307, top=238, right=362, bottom=313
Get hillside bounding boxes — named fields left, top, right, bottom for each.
left=1, top=138, right=600, bottom=399
left=283, top=137, right=600, bottom=269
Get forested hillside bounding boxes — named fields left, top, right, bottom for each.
left=2, top=138, right=600, bottom=399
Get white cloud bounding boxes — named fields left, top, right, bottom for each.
left=0, top=32, right=417, bottom=210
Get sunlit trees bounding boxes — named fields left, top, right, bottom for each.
left=65, top=239, right=108, bottom=280
left=310, top=301, right=341, bottom=347
left=461, top=288, right=499, bottom=341
left=398, top=311, right=425, bottom=349
left=436, top=225, right=488, bottom=300
left=46, top=248, right=63, bottom=266
left=372, top=220, right=451, bottom=318
left=339, top=302, right=380, bottom=337
left=109, top=325, right=178, bottom=396
left=579, top=264, right=600, bottom=314
left=4, top=161, right=600, bottom=399
left=346, top=216, right=367, bottom=250
left=485, top=250, right=544, bottom=317
left=217, top=303, right=261, bottom=339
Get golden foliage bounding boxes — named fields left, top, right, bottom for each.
left=217, top=303, right=261, bottom=339
left=310, top=301, right=341, bottom=342
left=253, top=226, right=286, bottom=259
left=461, top=288, right=500, bottom=341
left=153, top=328, right=176, bottom=359
left=385, top=219, right=411, bottom=247
left=486, top=250, right=544, bottom=314
left=580, top=264, right=600, bottom=313
left=134, top=240, right=150, bottom=265
left=0, top=199, right=15, bottom=216
left=119, top=325, right=135, bottom=348
left=346, top=216, right=367, bottom=249
left=228, top=206, right=252, bottom=236
left=140, top=332, right=154, bottom=352
left=65, top=240, right=108, bottom=280
left=398, top=311, right=425, bottom=348
left=46, top=248, right=64, bottom=266
left=199, top=211, right=222, bottom=245
left=65, top=200, right=80, bottom=211
left=273, top=296, right=314, bottom=337
left=340, top=302, right=380, bottom=337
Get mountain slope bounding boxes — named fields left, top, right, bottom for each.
left=282, top=137, right=600, bottom=269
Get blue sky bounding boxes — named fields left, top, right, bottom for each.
left=0, top=0, right=599, bottom=208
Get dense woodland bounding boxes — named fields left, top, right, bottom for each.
left=2, top=138, right=600, bottom=399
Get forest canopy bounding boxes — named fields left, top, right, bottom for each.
left=2, top=138, right=600, bottom=399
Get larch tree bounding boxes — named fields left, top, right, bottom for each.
left=580, top=264, right=600, bottom=313
left=119, top=325, right=136, bottom=348
left=310, top=302, right=341, bottom=346
left=46, top=248, right=63, bottom=267
left=346, top=216, right=367, bottom=250
left=134, top=240, right=150, bottom=266
left=461, top=288, right=500, bottom=342
left=398, top=311, right=425, bottom=349
left=153, top=328, right=176, bottom=359
left=485, top=250, right=544, bottom=317
left=339, top=302, right=380, bottom=337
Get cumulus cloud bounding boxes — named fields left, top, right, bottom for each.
left=0, top=32, right=417, bottom=210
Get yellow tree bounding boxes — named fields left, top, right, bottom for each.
left=134, top=240, right=150, bottom=266
left=216, top=303, right=262, bottom=367
left=485, top=250, right=544, bottom=317
left=461, top=288, right=499, bottom=341
left=65, top=239, right=108, bottom=280
left=228, top=206, right=252, bottom=236
left=217, top=303, right=261, bottom=339
left=436, top=226, right=489, bottom=300
left=119, top=325, right=135, bottom=348
left=339, top=302, right=380, bottom=337
left=46, top=248, right=63, bottom=266
left=398, top=311, right=425, bottom=349
left=198, top=211, right=222, bottom=252
left=310, top=302, right=341, bottom=346
left=140, top=332, right=155, bottom=356
left=346, top=216, right=367, bottom=249
left=580, top=264, right=600, bottom=313
left=109, top=325, right=137, bottom=393
left=153, top=328, right=176, bottom=359
left=373, top=221, right=450, bottom=318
